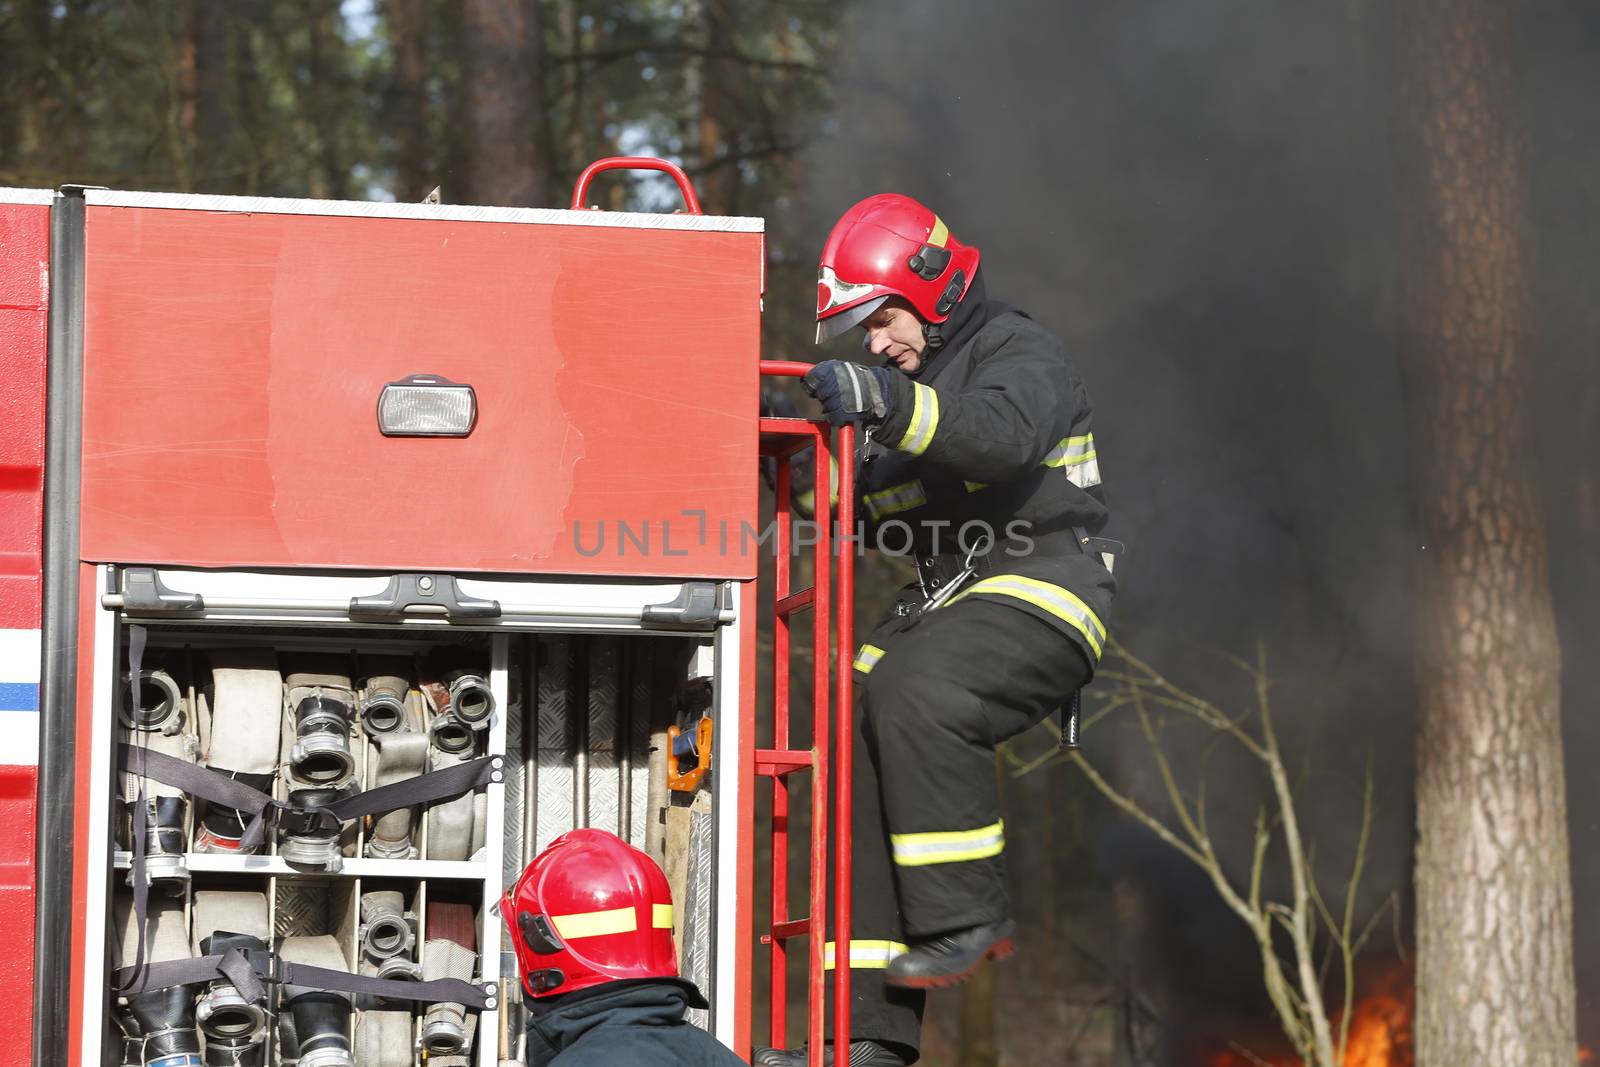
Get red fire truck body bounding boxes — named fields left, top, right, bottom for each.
left=0, top=168, right=847, bottom=1067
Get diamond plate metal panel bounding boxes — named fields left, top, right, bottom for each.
left=535, top=635, right=570, bottom=755
left=587, top=638, right=617, bottom=752
left=275, top=881, right=333, bottom=938
left=682, top=807, right=715, bottom=1031
left=502, top=669, right=526, bottom=889
left=534, top=752, right=574, bottom=854
left=588, top=750, right=621, bottom=838
left=627, top=642, right=654, bottom=846
left=534, top=636, right=574, bottom=852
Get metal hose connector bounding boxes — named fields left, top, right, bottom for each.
left=120, top=668, right=185, bottom=734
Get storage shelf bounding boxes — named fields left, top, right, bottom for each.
left=112, top=852, right=491, bottom=880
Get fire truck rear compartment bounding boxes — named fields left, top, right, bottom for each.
left=99, top=618, right=718, bottom=1067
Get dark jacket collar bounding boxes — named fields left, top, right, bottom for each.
left=914, top=268, right=1019, bottom=377
left=525, top=979, right=703, bottom=1066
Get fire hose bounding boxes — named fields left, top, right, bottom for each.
left=365, top=730, right=429, bottom=860
left=190, top=890, right=272, bottom=1065
left=421, top=902, right=479, bottom=1057
left=120, top=665, right=195, bottom=893
left=355, top=891, right=419, bottom=1067
left=195, top=650, right=281, bottom=856
left=114, top=894, right=201, bottom=1067
left=277, top=935, right=355, bottom=1067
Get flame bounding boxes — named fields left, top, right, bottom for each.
left=1203, top=971, right=1598, bottom=1067
left=1204, top=967, right=1412, bottom=1067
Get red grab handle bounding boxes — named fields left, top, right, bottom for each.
left=570, top=156, right=704, bottom=215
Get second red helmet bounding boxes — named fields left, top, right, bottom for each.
left=815, top=193, right=981, bottom=343
left=503, top=828, right=701, bottom=1003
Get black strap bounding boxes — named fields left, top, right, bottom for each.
left=112, top=955, right=491, bottom=1009
left=117, top=746, right=503, bottom=849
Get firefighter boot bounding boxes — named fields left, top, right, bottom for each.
left=884, top=919, right=1016, bottom=990
left=752, top=1040, right=908, bottom=1067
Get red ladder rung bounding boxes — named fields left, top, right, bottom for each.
left=764, top=918, right=811, bottom=943
left=755, top=748, right=814, bottom=777
left=775, top=587, right=815, bottom=617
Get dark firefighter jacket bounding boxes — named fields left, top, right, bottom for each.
left=524, top=978, right=743, bottom=1067
left=855, top=272, right=1116, bottom=672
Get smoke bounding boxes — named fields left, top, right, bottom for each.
left=794, top=0, right=1599, bottom=1054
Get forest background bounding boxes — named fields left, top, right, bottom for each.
left=4, top=2, right=1598, bottom=1065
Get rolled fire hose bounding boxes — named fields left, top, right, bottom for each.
left=120, top=668, right=194, bottom=892
left=114, top=894, right=201, bottom=1067
left=359, top=890, right=417, bottom=970
left=196, top=650, right=281, bottom=855
left=357, top=659, right=412, bottom=736
left=353, top=1009, right=413, bottom=1067
left=278, top=935, right=356, bottom=1067
left=284, top=661, right=358, bottom=789
left=365, top=731, right=428, bottom=860
left=425, top=748, right=476, bottom=862
left=190, top=890, right=271, bottom=1060
left=421, top=902, right=478, bottom=1057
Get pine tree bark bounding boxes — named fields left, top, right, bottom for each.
left=461, top=0, right=551, bottom=207
left=696, top=0, right=742, bottom=215
left=388, top=0, right=431, bottom=201
left=1401, top=2, right=1577, bottom=1064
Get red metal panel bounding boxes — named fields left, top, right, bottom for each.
left=0, top=201, right=49, bottom=630
left=80, top=206, right=762, bottom=579
left=0, top=765, right=36, bottom=1056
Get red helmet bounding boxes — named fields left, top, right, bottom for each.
left=815, top=193, right=981, bottom=343
left=503, top=828, right=696, bottom=1002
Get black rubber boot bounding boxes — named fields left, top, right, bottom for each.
left=751, top=1040, right=909, bottom=1067
left=884, top=919, right=1016, bottom=990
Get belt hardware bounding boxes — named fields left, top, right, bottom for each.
left=920, top=531, right=993, bottom=612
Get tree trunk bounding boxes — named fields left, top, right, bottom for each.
left=189, top=0, right=231, bottom=191
left=460, top=0, right=551, bottom=207
left=388, top=0, right=431, bottom=201
left=696, top=0, right=741, bottom=215
left=1401, top=2, right=1577, bottom=1064
left=305, top=0, right=348, bottom=200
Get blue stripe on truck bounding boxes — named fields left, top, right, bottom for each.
left=0, top=682, right=39, bottom=711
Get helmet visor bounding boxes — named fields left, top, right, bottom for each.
left=815, top=294, right=887, bottom=344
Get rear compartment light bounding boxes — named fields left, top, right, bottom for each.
left=377, top=374, right=477, bottom=437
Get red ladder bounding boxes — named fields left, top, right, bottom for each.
left=757, top=361, right=856, bottom=1066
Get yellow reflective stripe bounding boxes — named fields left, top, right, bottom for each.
left=948, top=575, right=1106, bottom=658
left=853, top=644, right=885, bottom=674
left=865, top=479, right=927, bottom=520
left=927, top=217, right=949, bottom=248
left=891, top=820, right=1005, bottom=868
left=964, top=481, right=989, bottom=493
left=653, top=904, right=674, bottom=929
left=824, top=940, right=910, bottom=970
left=1043, top=433, right=1096, bottom=469
left=551, top=906, right=637, bottom=939
left=896, top=383, right=939, bottom=456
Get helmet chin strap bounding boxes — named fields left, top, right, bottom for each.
left=922, top=322, right=944, bottom=351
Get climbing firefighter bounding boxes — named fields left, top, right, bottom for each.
left=756, top=194, right=1117, bottom=1067
left=505, top=828, right=744, bottom=1067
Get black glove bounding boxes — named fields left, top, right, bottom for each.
left=803, top=360, right=894, bottom=428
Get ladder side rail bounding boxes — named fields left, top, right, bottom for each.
left=806, top=430, right=833, bottom=1067
left=770, top=454, right=794, bottom=1044
left=833, top=423, right=856, bottom=1057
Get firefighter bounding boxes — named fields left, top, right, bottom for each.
left=505, top=828, right=744, bottom=1067
left=756, top=194, right=1116, bottom=1067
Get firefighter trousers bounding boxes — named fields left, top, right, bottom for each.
left=823, top=593, right=1092, bottom=1059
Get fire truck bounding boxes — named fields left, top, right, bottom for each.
left=0, top=158, right=857, bottom=1067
